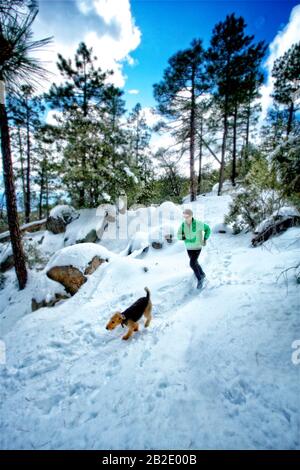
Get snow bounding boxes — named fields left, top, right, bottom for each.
left=49, top=205, right=79, bottom=224
left=123, top=166, right=138, bottom=183
left=124, top=230, right=150, bottom=257
left=30, top=269, right=69, bottom=304
left=0, top=242, right=12, bottom=265
left=102, top=192, right=111, bottom=202
left=273, top=206, right=300, bottom=218
left=211, top=180, right=235, bottom=193
left=45, top=243, right=114, bottom=272
left=0, top=194, right=299, bottom=450
left=255, top=205, right=300, bottom=233
left=63, top=208, right=106, bottom=246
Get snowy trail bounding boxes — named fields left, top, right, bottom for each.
left=0, top=195, right=299, bottom=449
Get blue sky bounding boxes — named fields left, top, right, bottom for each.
left=124, top=0, right=299, bottom=109
left=32, top=0, right=300, bottom=123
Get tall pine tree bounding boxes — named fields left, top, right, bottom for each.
left=153, top=39, right=208, bottom=201
left=207, top=13, right=266, bottom=193
left=272, top=42, right=300, bottom=137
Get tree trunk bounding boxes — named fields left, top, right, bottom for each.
left=17, top=126, right=26, bottom=212
left=218, top=104, right=228, bottom=196
left=287, top=101, right=294, bottom=137
left=38, top=161, right=45, bottom=219
left=0, top=88, right=27, bottom=290
left=189, top=66, right=197, bottom=201
left=245, top=100, right=250, bottom=152
left=197, top=115, right=203, bottom=193
left=25, top=100, right=31, bottom=223
left=46, top=169, right=49, bottom=217
left=231, top=103, right=238, bottom=186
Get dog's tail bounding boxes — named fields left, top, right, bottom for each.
left=144, top=286, right=150, bottom=299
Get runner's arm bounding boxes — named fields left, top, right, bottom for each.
left=204, top=223, right=211, bottom=240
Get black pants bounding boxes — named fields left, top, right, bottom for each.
left=187, top=249, right=205, bottom=281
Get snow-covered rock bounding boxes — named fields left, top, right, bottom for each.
left=30, top=270, right=71, bottom=311
left=126, top=231, right=150, bottom=257
left=254, top=205, right=300, bottom=234
left=45, top=243, right=113, bottom=273
left=46, top=205, right=79, bottom=234
left=49, top=205, right=79, bottom=223
left=63, top=208, right=112, bottom=246
left=44, top=243, right=114, bottom=296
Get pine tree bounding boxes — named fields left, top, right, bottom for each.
left=153, top=38, right=208, bottom=201
left=45, top=42, right=142, bottom=207
left=7, top=84, right=45, bottom=222
left=125, top=103, right=154, bottom=203
left=0, top=0, right=52, bottom=289
left=207, top=13, right=266, bottom=192
left=45, top=43, right=112, bottom=207
left=272, top=42, right=300, bottom=136
left=32, top=124, right=63, bottom=218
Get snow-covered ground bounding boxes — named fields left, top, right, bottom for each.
left=0, top=194, right=299, bottom=450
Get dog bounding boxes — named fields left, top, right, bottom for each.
left=106, top=287, right=152, bottom=340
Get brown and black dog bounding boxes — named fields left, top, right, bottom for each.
left=106, top=287, right=152, bottom=340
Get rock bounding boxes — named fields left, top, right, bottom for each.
left=252, top=215, right=300, bottom=246
left=46, top=205, right=79, bottom=234
left=46, top=265, right=87, bottom=295
left=31, top=292, right=70, bottom=312
left=212, top=223, right=232, bottom=234
left=77, top=228, right=98, bottom=244
left=46, top=216, right=67, bottom=234
left=164, top=234, right=173, bottom=244
left=84, top=255, right=108, bottom=275
left=45, top=243, right=111, bottom=294
left=152, top=241, right=163, bottom=249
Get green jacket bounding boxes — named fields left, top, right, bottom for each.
left=177, top=218, right=211, bottom=249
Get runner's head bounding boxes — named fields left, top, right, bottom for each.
left=183, top=208, right=193, bottom=224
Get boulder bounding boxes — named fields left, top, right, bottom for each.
left=46, top=217, right=66, bottom=234
left=164, top=234, right=173, bottom=244
left=46, top=205, right=79, bottom=234
left=252, top=215, right=300, bottom=247
left=84, top=255, right=108, bottom=275
left=152, top=241, right=163, bottom=249
left=77, top=228, right=98, bottom=244
left=212, top=223, right=232, bottom=234
left=46, top=265, right=87, bottom=295
left=45, top=243, right=111, bottom=295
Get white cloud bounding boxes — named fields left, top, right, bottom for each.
left=142, top=107, right=161, bottom=128
left=259, top=4, right=300, bottom=124
left=128, top=89, right=140, bottom=94
left=82, top=0, right=141, bottom=87
left=45, top=110, right=62, bottom=125
left=31, top=0, right=141, bottom=93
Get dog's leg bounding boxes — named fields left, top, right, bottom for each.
left=143, top=301, right=152, bottom=327
left=133, top=322, right=139, bottom=332
left=122, top=320, right=135, bottom=340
